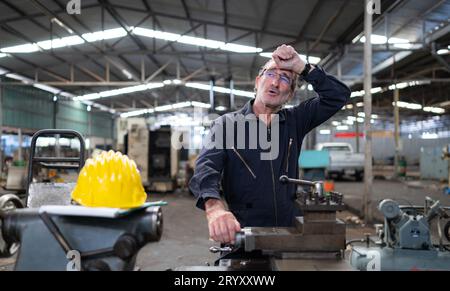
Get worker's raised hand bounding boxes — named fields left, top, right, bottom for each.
left=272, top=44, right=305, bottom=74
left=205, top=199, right=241, bottom=244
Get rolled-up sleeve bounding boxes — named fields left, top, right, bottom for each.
left=296, top=66, right=351, bottom=134
left=189, top=119, right=226, bottom=210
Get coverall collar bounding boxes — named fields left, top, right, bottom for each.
left=241, top=99, right=286, bottom=122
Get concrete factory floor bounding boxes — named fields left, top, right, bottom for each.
left=0, top=178, right=447, bottom=270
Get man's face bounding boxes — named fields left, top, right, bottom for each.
left=255, top=60, right=294, bottom=108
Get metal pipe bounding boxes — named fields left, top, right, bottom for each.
left=230, top=78, right=235, bottom=111
left=354, top=102, right=360, bottom=153
left=363, top=0, right=373, bottom=224
left=394, top=88, right=400, bottom=177
left=18, top=128, right=22, bottom=161
left=0, top=81, right=2, bottom=176
left=209, top=78, right=215, bottom=111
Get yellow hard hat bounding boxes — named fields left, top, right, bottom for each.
left=71, top=150, right=147, bottom=208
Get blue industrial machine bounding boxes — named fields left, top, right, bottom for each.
left=299, top=150, right=330, bottom=181
left=349, top=197, right=450, bottom=271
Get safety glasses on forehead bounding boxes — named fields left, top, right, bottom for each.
left=262, top=69, right=293, bottom=85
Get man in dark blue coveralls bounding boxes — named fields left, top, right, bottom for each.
left=190, top=44, right=351, bottom=244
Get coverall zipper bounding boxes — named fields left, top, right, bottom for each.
left=231, top=146, right=256, bottom=179
left=268, top=126, right=278, bottom=226
left=285, top=138, right=293, bottom=173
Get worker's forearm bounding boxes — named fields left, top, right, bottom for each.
left=205, top=198, right=227, bottom=220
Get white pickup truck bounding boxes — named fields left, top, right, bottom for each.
left=315, top=142, right=365, bottom=180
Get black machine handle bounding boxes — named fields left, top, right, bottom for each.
left=25, top=129, right=86, bottom=204
left=279, top=175, right=316, bottom=187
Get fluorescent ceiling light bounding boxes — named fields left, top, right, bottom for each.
left=121, top=69, right=133, bottom=79
left=423, top=106, right=445, bottom=114
left=220, top=43, right=262, bottom=53
left=162, top=79, right=183, bottom=85
left=5, top=73, right=33, bottom=83
left=437, top=49, right=449, bottom=55
left=177, top=35, right=224, bottom=49
left=2, top=70, right=115, bottom=115
left=33, top=83, right=61, bottom=95
left=74, top=83, right=164, bottom=101
left=1, top=43, right=40, bottom=53
left=421, top=132, right=438, bottom=139
left=0, top=53, right=8, bottom=58
left=185, top=82, right=210, bottom=91
left=356, top=117, right=364, bottom=123
left=132, top=27, right=180, bottom=41
left=185, top=82, right=254, bottom=98
left=155, top=104, right=173, bottom=112
left=172, top=101, right=191, bottom=109
left=336, top=125, right=349, bottom=131
left=393, top=43, right=422, bottom=50
left=371, top=87, right=382, bottom=94
left=120, top=108, right=153, bottom=118
left=215, top=106, right=227, bottom=111
left=387, top=37, right=409, bottom=44
left=392, top=101, right=422, bottom=110
left=191, top=101, right=211, bottom=109
left=351, top=81, right=429, bottom=99
left=331, top=121, right=340, bottom=126
left=360, top=34, right=387, bottom=44
left=352, top=87, right=382, bottom=96
left=37, top=36, right=84, bottom=50
left=59, top=91, right=74, bottom=98
left=359, top=34, right=410, bottom=45
left=82, top=28, right=127, bottom=42
left=319, top=129, right=331, bottom=135
left=388, top=81, right=429, bottom=90
left=389, top=82, right=408, bottom=90
left=0, top=26, right=264, bottom=58
left=358, top=112, right=378, bottom=119
left=51, top=17, right=74, bottom=34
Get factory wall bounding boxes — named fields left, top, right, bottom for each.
left=1, top=85, right=114, bottom=139
left=315, top=132, right=450, bottom=165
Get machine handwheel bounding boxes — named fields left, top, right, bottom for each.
left=445, top=220, right=450, bottom=242
left=0, top=194, right=24, bottom=257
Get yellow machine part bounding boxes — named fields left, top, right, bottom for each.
left=71, top=150, right=147, bottom=208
